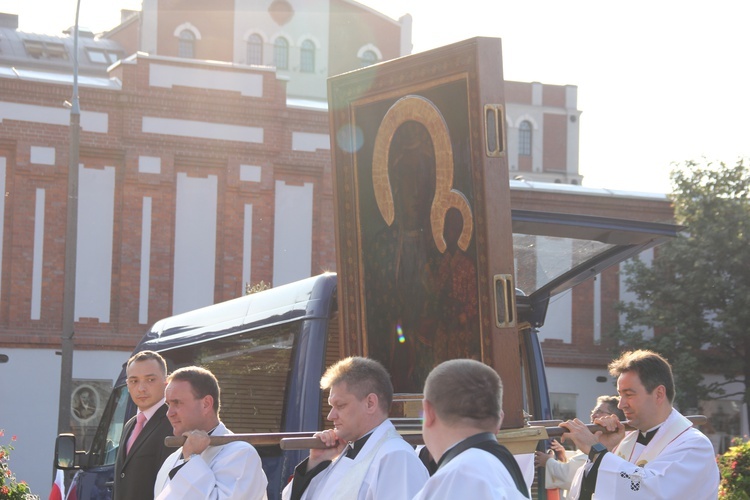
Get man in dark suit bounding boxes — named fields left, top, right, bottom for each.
left=113, top=350, right=174, bottom=500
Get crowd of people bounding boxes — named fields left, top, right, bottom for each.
left=110, top=348, right=719, bottom=499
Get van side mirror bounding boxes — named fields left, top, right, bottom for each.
left=55, top=433, right=77, bottom=470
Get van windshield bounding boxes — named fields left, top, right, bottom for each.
left=87, top=384, right=129, bottom=466
left=86, top=322, right=299, bottom=466
left=164, top=323, right=297, bottom=433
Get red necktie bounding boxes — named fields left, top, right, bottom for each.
left=126, top=412, right=146, bottom=454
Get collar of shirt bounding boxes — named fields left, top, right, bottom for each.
left=137, top=398, right=166, bottom=423
left=437, top=432, right=498, bottom=469
left=345, top=431, right=374, bottom=459
left=637, top=425, right=660, bottom=446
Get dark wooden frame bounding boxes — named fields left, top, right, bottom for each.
left=328, top=37, right=524, bottom=427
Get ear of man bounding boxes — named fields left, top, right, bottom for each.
left=422, top=399, right=437, bottom=428
left=654, top=385, right=667, bottom=404
left=365, top=393, right=379, bottom=414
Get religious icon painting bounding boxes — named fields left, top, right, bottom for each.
left=329, top=37, right=524, bottom=426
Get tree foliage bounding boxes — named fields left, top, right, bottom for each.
left=614, top=159, right=750, bottom=411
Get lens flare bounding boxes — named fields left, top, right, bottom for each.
left=336, top=124, right=364, bottom=153
left=396, top=324, right=405, bottom=343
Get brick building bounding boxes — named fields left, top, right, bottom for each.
left=4, top=1, right=730, bottom=495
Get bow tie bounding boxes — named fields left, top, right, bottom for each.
left=636, top=428, right=659, bottom=446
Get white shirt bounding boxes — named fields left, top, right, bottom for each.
left=137, top=397, right=166, bottom=424
left=544, top=451, right=587, bottom=499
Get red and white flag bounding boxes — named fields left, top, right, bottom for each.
left=49, top=469, right=65, bottom=500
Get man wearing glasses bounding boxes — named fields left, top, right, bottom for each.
left=535, top=396, right=624, bottom=499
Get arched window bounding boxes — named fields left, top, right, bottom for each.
left=360, top=49, right=378, bottom=67
left=519, top=120, right=532, bottom=156
left=300, top=39, right=315, bottom=73
left=246, top=34, right=263, bottom=65
left=274, top=37, right=289, bottom=70
left=178, top=30, right=195, bottom=58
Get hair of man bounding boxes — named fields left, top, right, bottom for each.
left=320, top=356, right=393, bottom=414
left=595, top=395, right=625, bottom=420
left=608, top=349, right=675, bottom=403
left=127, top=350, right=168, bottom=377
left=167, top=366, right=221, bottom=414
left=424, top=358, right=502, bottom=429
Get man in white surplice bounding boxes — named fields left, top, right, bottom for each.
left=282, top=356, right=428, bottom=500
left=413, top=359, right=530, bottom=500
left=153, top=366, right=268, bottom=500
left=561, top=349, right=719, bottom=500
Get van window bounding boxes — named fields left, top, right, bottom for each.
left=87, top=385, right=129, bottom=466
left=168, top=322, right=297, bottom=433
left=84, top=321, right=300, bottom=468
left=320, top=310, right=339, bottom=428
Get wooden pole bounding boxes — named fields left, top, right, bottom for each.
left=163, top=415, right=708, bottom=449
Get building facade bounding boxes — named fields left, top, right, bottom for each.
left=506, top=81, right=582, bottom=185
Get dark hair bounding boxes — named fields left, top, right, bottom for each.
left=127, top=350, right=167, bottom=377
left=595, top=395, right=625, bottom=420
left=424, top=359, right=502, bottom=429
left=320, top=357, right=393, bottom=414
left=609, top=350, right=675, bottom=403
left=168, top=366, right=221, bottom=414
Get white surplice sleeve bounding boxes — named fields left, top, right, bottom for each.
left=545, top=452, right=586, bottom=490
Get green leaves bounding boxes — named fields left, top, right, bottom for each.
left=614, top=158, right=750, bottom=411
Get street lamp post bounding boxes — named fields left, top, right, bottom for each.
left=58, top=0, right=81, bottom=435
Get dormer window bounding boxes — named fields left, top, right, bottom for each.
left=24, top=40, right=68, bottom=60
left=86, top=49, right=120, bottom=64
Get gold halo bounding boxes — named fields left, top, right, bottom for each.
left=372, top=95, right=473, bottom=252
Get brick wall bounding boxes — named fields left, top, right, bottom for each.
left=0, top=54, right=332, bottom=351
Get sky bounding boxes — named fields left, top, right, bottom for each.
left=1, top=0, right=749, bottom=194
